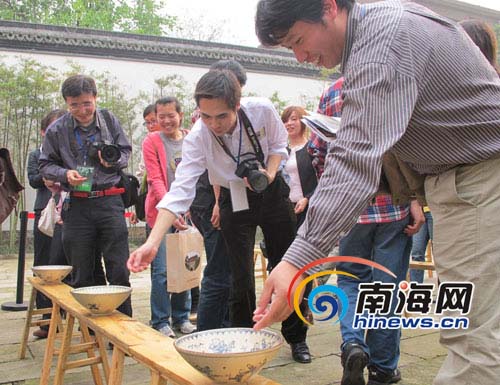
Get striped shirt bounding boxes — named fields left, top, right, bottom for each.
left=284, top=0, right=500, bottom=271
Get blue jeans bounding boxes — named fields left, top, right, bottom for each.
left=410, top=211, right=433, bottom=283
left=337, top=216, right=411, bottom=373
left=190, top=208, right=231, bottom=331
left=150, top=228, right=191, bottom=330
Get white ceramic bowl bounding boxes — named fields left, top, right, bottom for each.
left=174, top=328, right=283, bottom=384
left=70, top=285, right=132, bottom=315
left=32, top=265, right=72, bottom=284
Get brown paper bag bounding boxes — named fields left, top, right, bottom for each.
left=165, top=226, right=203, bottom=293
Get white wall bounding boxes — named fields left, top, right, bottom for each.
left=0, top=50, right=327, bottom=105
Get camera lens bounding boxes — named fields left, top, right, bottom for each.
left=247, top=170, right=269, bottom=193
left=101, top=144, right=121, bottom=163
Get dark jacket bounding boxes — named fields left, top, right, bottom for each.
left=295, top=144, right=318, bottom=200
left=28, top=148, right=51, bottom=211
left=380, top=151, right=426, bottom=206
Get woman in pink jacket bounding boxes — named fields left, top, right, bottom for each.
left=142, top=96, right=195, bottom=338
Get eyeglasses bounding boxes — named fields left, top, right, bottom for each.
left=142, top=120, right=157, bottom=127
left=68, top=101, right=94, bottom=111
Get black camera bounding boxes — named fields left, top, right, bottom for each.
left=88, top=141, right=121, bottom=164
left=235, top=159, right=269, bottom=193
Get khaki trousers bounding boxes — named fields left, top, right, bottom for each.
left=426, top=157, right=500, bottom=385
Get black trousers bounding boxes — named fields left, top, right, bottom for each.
left=33, top=211, right=54, bottom=312
left=219, top=175, right=308, bottom=344
left=62, top=195, right=132, bottom=316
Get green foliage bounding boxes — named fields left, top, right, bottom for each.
left=269, top=91, right=289, bottom=115
left=0, top=57, right=60, bottom=248
left=0, top=0, right=175, bottom=36
left=138, top=74, right=196, bottom=129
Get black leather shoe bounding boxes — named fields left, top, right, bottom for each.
left=367, top=367, right=401, bottom=385
left=290, top=341, right=312, bottom=364
left=341, top=342, right=369, bottom=385
left=33, top=328, right=48, bottom=339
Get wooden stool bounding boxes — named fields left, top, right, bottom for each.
left=27, top=278, right=109, bottom=385
left=408, top=240, right=435, bottom=281
left=19, top=286, right=55, bottom=359
left=254, top=247, right=268, bottom=282
left=425, top=240, right=434, bottom=278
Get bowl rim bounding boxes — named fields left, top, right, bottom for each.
left=173, top=327, right=283, bottom=358
left=32, top=265, right=73, bottom=271
left=70, top=285, right=132, bottom=295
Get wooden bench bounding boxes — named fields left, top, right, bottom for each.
left=27, top=278, right=110, bottom=385
left=26, top=277, right=281, bottom=385
left=19, top=286, right=59, bottom=360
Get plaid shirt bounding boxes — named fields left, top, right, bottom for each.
left=309, top=77, right=409, bottom=224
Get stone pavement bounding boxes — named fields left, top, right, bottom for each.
left=0, top=254, right=446, bottom=385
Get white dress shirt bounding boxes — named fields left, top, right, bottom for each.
left=157, top=97, right=288, bottom=215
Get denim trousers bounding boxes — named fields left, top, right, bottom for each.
left=337, top=216, right=411, bottom=373
left=150, top=228, right=191, bottom=330
left=409, top=211, right=433, bottom=283
left=190, top=207, right=231, bottom=331
left=33, top=210, right=54, bottom=311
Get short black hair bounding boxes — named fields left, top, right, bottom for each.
left=155, top=96, right=182, bottom=114
left=41, top=109, right=66, bottom=132
left=194, top=70, right=241, bottom=110
left=209, top=60, right=247, bottom=87
left=255, top=0, right=355, bottom=46
left=143, top=104, right=156, bottom=118
left=61, top=74, right=97, bottom=100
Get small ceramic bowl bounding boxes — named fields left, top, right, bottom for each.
left=32, top=265, right=72, bottom=284
left=174, top=328, right=283, bottom=384
left=70, top=285, right=132, bottom=315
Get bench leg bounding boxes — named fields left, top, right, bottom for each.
left=150, top=371, right=167, bottom=385
left=95, top=334, right=110, bottom=381
left=108, top=348, right=125, bottom=385
left=80, top=324, right=105, bottom=385
left=19, top=286, right=37, bottom=359
left=39, top=304, right=62, bottom=385
left=53, top=313, right=75, bottom=385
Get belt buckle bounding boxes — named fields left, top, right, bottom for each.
left=88, top=190, right=101, bottom=199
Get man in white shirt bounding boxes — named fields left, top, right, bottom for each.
left=128, top=69, right=311, bottom=361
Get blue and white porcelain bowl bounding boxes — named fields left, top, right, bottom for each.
left=71, top=285, right=132, bottom=315
left=174, top=327, right=283, bottom=384
left=32, top=265, right=72, bottom=284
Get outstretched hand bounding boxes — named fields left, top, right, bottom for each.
left=253, top=261, right=303, bottom=330
left=127, top=242, right=158, bottom=273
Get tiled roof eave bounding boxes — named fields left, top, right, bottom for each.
left=0, top=21, right=321, bottom=79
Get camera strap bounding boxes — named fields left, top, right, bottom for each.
left=70, top=109, right=114, bottom=166
left=212, top=107, right=265, bottom=168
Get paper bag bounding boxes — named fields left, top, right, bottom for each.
left=38, top=196, right=57, bottom=237
left=165, top=226, right=203, bottom=293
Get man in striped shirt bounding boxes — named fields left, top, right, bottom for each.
left=310, top=77, right=423, bottom=384
left=254, top=1, right=500, bottom=385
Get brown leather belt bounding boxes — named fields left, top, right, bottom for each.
left=70, top=187, right=125, bottom=198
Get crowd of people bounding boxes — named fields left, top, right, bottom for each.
left=28, top=1, right=499, bottom=384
